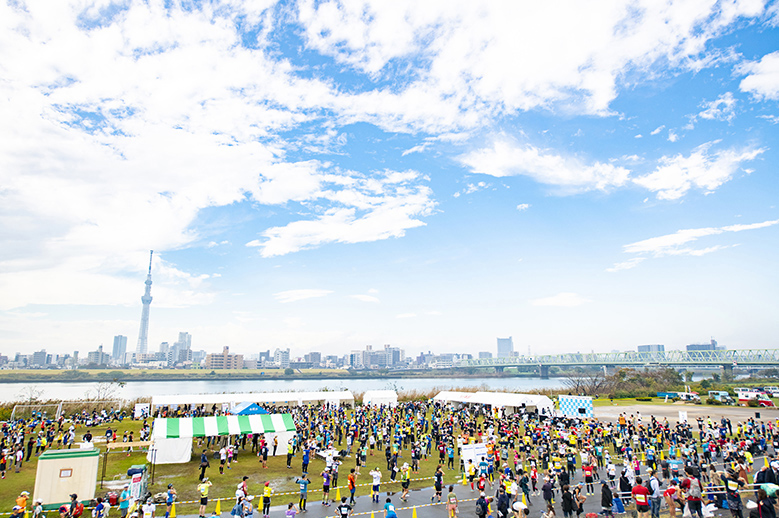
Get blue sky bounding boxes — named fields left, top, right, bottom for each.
left=1, top=0, right=778, bottom=358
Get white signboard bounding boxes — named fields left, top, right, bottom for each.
left=460, top=443, right=489, bottom=466
left=678, top=411, right=688, bottom=423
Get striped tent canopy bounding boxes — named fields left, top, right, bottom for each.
left=152, top=414, right=295, bottom=439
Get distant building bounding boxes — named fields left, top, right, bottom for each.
left=304, top=352, right=322, bottom=366
left=274, top=348, right=290, bottom=368
left=637, top=344, right=664, bottom=353
left=205, top=347, right=244, bottom=369
left=687, top=339, right=723, bottom=352
left=87, top=345, right=110, bottom=365
left=479, top=352, right=493, bottom=359
left=32, top=349, right=47, bottom=366
left=112, top=335, right=127, bottom=362
left=497, top=337, right=514, bottom=358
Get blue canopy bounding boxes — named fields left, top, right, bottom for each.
left=230, top=401, right=268, bottom=415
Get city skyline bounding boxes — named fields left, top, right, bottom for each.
left=1, top=1, right=778, bottom=356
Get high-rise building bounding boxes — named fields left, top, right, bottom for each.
left=497, top=337, right=514, bottom=358
left=136, top=251, right=154, bottom=355
left=304, top=352, right=322, bottom=366
left=479, top=351, right=493, bottom=359
left=32, top=349, right=48, bottom=366
left=637, top=344, right=664, bottom=353
left=112, top=335, right=127, bottom=361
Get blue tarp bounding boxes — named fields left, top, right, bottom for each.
left=230, top=401, right=268, bottom=415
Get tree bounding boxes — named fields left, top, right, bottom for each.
left=85, top=381, right=125, bottom=401
left=563, top=368, right=612, bottom=396
left=17, top=385, right=44, bottom=404
left=284, top=368, right=294, bottom=375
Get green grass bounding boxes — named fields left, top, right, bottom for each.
left=1, top=417, right=456, bottom=511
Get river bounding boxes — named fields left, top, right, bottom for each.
left=1, top=377, right=564, bottom=403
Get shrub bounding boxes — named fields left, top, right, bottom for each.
left=636, top=397, right=653, bottom=402
left=747, top=399, right=759, bottom=408
left=706, top=398, right=722, bottom=405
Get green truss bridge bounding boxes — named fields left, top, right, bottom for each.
left=453, top=349, right=779, bottom=378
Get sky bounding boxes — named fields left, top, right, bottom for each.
left=1, top=0, right=778, bottom=359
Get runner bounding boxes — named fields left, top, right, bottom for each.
left=446, top=485, right=458, bottom=518
left=370, top=467, right=382, bottom=504
left=294, top=473, right=309, bottom=512
left=197, top=478, right=212, bottom=518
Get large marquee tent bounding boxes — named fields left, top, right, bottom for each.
left=151, top=390, right=354, bottom=412
left=433, top=391, right=554, bottom=415
left=149, top=414, right=296, bottom=464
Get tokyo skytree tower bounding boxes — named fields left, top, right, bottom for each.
left=136, top=250, right=153, bottom=355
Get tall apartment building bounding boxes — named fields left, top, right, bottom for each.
left=205, top=346, right=244, bottom=369
left=274, top=348, right=290, bottom=368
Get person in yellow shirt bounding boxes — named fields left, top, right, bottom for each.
left=197, top=478, right=212, bottom=518
left=16, top=492, right=30, bottom=511
left=262, top=482, right=272, bottom=518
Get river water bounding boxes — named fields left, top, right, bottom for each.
left=0, top=377, right=564, bottom=403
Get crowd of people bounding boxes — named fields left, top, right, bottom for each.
left=5, top=400, right=779, bottom=518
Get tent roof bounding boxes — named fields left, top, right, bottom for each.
left=152, top=391, right=354, bottom=408
left=433, top=391, right=553, bottom=410
left=152, top=414, right=295, bottom=439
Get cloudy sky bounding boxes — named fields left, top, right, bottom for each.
left=1, top=0, right=778, bottom=359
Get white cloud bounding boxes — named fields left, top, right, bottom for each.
left=273, top=289, right=334, bottom=304
left=402, top=144, right=430, bottom=156
left=698, top=92, right=737, bottom=122
left=758, top=115, right=779, bottom=124
left=516, top=203, right=531, bottom=211
left=635, top=134, right=643, bottom=139
left=298, top=0, right=767, bottom=128
left=738, top=51, right=779, bottom=101
left=246, top=169, right=435, bottom=257
left=609, top=219, right=779, bottom=270
left=667, top=130, right=679, bottom=142
left=633, top=142, right=765, bottom=200
left=531, top=292, right=590, bottom=307
left=650, top=125, right=665, bottom=135
left=459, top=138, right=630, bottom=193
left=606, top=257, right=646, bottom=272
left=350, top=294, right=380, bottom=303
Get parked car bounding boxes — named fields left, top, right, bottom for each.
left=708, top=391, right=734, bottom=404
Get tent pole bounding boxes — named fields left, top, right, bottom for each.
left=101, top=448, right=108, bottom=488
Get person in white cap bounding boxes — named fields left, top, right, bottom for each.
left=197, top=478, right=212, bottom=518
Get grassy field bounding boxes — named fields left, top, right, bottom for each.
left=1, top=416, right=458, bottom=512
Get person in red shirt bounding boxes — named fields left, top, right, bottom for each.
left=681, top=467, right=704, bottom=518
left=583, top=463, right=595, bottom=495
left=632, top=477, right=650, bottom=518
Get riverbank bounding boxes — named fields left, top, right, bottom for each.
left=0, top=368, right=553, bottom=383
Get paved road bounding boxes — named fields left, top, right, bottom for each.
left=595, top=403, right=779, bottom=422
left=175, top=475, right=735, bottom=518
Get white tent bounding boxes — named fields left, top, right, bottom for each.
left=151, top=390, right=354, bottom=410
left=433, top=391, right=554, bottom=415
left=148, top=414, right=297, bottom=464
left=362, top=390, right=398, bottom=406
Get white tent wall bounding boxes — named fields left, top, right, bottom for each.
left=362, top=390, right=398, bottom=406
left=148, top=438, right=192, bottom=464
left=263, top=431, right=296, bottom=455
left=433, top=391, right=554, bottom=415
